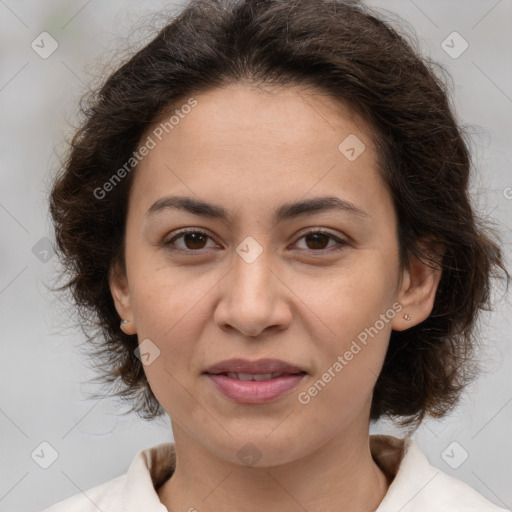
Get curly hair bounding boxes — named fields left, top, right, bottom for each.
left=49, top=0, right=510, bottom=430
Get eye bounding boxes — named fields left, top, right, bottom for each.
left=163, top=228, right=347, bottom=254
left=293, top=230, right=347, bottom=252
left=163, top=229, right=217, bottom=251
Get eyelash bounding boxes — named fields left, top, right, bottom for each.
left=163, top=228, right=348, bottom=254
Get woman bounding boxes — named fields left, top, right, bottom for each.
left=43, top=0, right=510, bottom=510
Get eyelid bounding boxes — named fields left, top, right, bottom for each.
left=297, top=227, right=345, bottom=240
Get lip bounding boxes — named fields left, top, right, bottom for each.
left=203, top=358, right=307, bottom=404
left=205, top=373, right=307, bottom=404
left=204, top=358, right=306, bottom=375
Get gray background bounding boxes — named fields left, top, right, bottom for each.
left=0, top=1, right=511, bottom=511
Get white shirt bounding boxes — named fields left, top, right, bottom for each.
left=41, top=434, right=509, bottom=511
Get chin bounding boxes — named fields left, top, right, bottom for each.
left=202, top=429, right=315, bottom=468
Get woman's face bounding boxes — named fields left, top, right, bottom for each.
left=111, top=82, right=437, bottom=466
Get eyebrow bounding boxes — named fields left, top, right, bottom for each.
left=146, top=195, right=369, bottom=222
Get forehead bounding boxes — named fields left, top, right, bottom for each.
left=154, top=81, right=374, bottom=151
left=129, top=82, right=391, bottom=224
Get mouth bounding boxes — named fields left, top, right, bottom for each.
left=204, top=357, right=307, bottom=375
left=208, top=371, right=306, bottom=381
left=204, top=370, right=307, bottom=404
left=203, top=358, right=308, bottom=403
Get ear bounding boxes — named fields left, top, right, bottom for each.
left=392, top=240, right=444, bottom=332
left=109, top=259, right=137, bottom=335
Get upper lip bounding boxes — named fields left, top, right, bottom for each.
left=204, top=358, right=306, bottom=375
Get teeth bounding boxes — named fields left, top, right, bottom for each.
left=253, top=372, right=280, bottom=381
left=238, top=372, right=256, bottom=381
left=226, top=372, right=285, bottom=381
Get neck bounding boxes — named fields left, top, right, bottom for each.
left=158, top=426, right=390, bottom=512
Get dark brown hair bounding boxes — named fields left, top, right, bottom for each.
left=49, top=0, right=510, bottom=430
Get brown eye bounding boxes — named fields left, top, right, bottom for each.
left=164, top=230, right=216, bottom=251
left=163, top=229, right=346, bottom=254
left=303, top=232, right=331, bottom=250
left=294, top=230, right=346, bottom=252
left=181, top=232, right=208, bottom=250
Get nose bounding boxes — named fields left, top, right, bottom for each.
left=214, top=249, right=292, bottom=338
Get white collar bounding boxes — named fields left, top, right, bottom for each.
left=119, top=434, right=506, bottom=512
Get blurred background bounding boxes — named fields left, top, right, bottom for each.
left=0, top=0, right=511, bottom=510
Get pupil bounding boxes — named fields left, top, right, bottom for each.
left=185, top=233, right=206, bottom=249
left=306, top=233, right=328, bottom=249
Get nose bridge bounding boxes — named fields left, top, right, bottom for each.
left=231, top=241, right=275, bottom=302
left=214, top=237, right=290, bottom=337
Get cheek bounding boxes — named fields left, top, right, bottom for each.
left=300, top=250, right=397, bottom=336
left=131, top=276, right=205, bottom=351
left=296, top=277, right=394, bottom=429
left=130, top=273, right=209, bottom=421
left=129, top=265, right=215, bottom=382
left=299, top=251, right=397, bottom=388
left=127, top=241, right=211, bottom=334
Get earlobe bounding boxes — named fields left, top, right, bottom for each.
left=109, top=261, right=137, bottom=335
left=392, top=242, right=444, bottom=332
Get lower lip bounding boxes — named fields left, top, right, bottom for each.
left=205, top=373, right=306, bottom=404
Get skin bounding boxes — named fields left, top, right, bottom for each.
left=110, top=82, right=442, bottom=512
